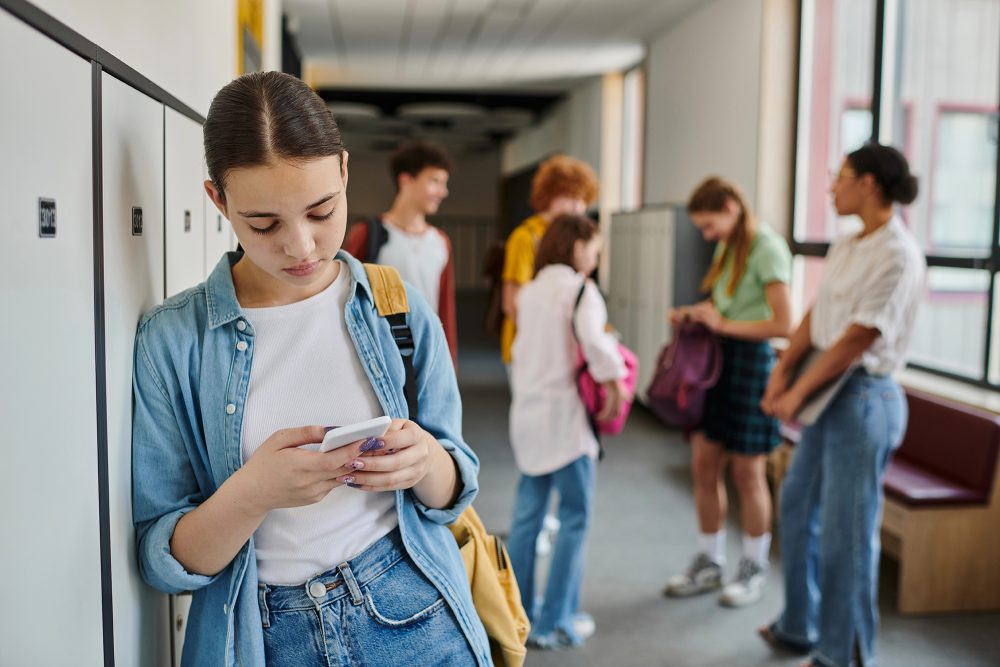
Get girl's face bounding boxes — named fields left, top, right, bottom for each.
left=829, top=158, right=877, bottom=216
left=690, top=198, right=740, bottom=243
left=205, top=154, right=350, bottom=303
left=573, top=235, right=602, bottom=276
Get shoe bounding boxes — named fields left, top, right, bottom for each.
left=535, top=514, right=561, bottom=557
left=663, top=553, right=723, bottom=597
left=571, top=612, right=596, bottom=641
left=720, top=557, right=767, bottom=607
left=526, top=628, right=580, bottom=650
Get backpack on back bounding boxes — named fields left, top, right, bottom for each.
left=645, top=322, right=723, bottom=429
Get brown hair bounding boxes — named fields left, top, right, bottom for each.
left=689, top=177, right=757, bottom=296
left=390, top=140, right=452, bottom=189
left=204, top=71, right=346, bottom=197
left=529, top=155, right=599, bottom=213
left=534, top=214, right=600, bottom=273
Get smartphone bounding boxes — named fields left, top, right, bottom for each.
left=319, top=416, right=392, bottom=453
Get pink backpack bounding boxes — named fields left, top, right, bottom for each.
left=646, top=322, right=723, bottom=429
left=572, top=284, right=639, bottom=437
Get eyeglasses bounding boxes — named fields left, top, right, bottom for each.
left=830, top=168, right=858, bottom=183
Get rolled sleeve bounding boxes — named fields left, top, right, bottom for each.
left=137, top=508, right=219, bottom=594
left=407, top=287, right=480, bottom=524
left=851, top=258, right=919, bottom=346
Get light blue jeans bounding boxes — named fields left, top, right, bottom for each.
left=770, top=371, right=906, bottom=667
left=257, top=529, right=477, bottom=666
left=506, top=455, right=595, bottom=640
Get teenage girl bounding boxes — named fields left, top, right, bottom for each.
left=505, top=214, right=628, bottom=649
left=760, top=143, right=923, bottom=667
left=664, top=177, right=793, bottom=607
left=131, top=72, right=490, bottom=666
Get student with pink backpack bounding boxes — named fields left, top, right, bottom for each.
left=506, top=214, right=631, bottom=649
left=663, top=177, right=793, bottom=608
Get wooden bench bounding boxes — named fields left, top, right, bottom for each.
left=770, top=389, right=1000, bottom=614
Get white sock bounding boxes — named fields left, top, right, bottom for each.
left=698, top=530, right=727, bottom=565
left=742, top=533, right=771, bottom=567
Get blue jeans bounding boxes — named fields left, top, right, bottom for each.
left=257, top=529, right=477, bottom=666
left=771, top=371, right=906, bottom=667
left=506, top=455, right=595, bottom=639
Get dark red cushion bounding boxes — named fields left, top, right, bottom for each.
left=884, top=458, right=990, bottom=506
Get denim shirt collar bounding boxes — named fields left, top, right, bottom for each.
left=204, top=251, right=375, bottom=329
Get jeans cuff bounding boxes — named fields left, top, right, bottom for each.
left=769, top=622, right=815, bottom=653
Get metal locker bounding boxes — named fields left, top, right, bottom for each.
left=0, top=10, right=104, bottom=665
left=165, top=107, right=206, bottom=297
left=101, top=72, right=171, bottom=667
left=204, top=184, right=236, bottom=278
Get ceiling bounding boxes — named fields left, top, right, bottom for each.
left=283, top=0, right=703, bottom=152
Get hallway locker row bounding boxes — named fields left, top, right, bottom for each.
left=0, top=10, right=230, bottom=666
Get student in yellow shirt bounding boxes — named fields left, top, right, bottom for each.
left=500, top=155, right=599, bottom=365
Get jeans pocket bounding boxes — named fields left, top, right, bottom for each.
left=363, top=556, right=447, bottom=628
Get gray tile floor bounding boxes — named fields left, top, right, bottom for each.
left=454, top=292, right=1000, bottom=667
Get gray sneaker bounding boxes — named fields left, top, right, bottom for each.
left=663, top=553, right=723, bottom=597
left=719, top=557, right=767, bottom=607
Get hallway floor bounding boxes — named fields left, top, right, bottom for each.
left=454, top=292, right=1000, bottom=667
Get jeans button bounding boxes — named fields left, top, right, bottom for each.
left=309, top=581, right=327, bottom=599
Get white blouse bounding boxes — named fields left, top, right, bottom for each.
left=510, top=264, right=627, bottom=476
left=811, top=217, right=926, bottom=376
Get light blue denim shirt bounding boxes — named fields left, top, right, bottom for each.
left=132, top=251, right=489, bottom=666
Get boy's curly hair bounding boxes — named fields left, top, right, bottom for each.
left=529, top=155, right=599, bottom=213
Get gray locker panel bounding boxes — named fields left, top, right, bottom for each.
left=0, top=11, right=104, bottom=666
left=165, top=108, right=207, bottom=296
left=102, top=72, right=171, bottom=667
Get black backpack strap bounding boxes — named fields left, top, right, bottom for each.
left=364, top=263, right=418, bottom=420
left=367, top=216, right=390, bottom=264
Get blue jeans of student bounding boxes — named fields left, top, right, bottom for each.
left=257, top=529, right=477, bottom=667
left=506, top=455, right=595, bottom=640
left=770, top=371, right=906, bottom=667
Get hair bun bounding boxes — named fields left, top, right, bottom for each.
left=890, top=173, right=919, bottom=205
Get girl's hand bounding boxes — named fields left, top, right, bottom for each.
left=668, top=307, right=689, bottom=328
left=333, top=420, right=440, bottom=492
left=689, top=302, right=724, bottom=333
left=597, top=379, right=631, bottom=422
left=760, top=364, right=791, bottom=414
left=237, top=426, right=365, bottom=514
left=769, top=389, right=805, bottom=424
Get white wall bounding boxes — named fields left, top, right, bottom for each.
left=30, top=0, right=239, bottom=114
left=643, top=0, right=765, bottom=208
left=501, top=76, right=604, bottom=176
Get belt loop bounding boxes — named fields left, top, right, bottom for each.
left=338, top=562, right=364, bottom=606
left=257, top=584, right=271, bottom=629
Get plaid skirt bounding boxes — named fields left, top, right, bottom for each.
left=698, top=337, right=781, bottom=455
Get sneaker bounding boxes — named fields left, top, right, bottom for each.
left=535, top=514, right=561, bottom=557
left=663, top=553, right=723, bottom=597
left=719, top=557, right=767, bottom=607
left=526, top=628, right=580, bottom=650
left=571, top=612, right=596, bottom=641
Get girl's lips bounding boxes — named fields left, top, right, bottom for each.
left=283, top=260, right=320, bottom=277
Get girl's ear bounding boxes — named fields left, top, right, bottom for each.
left=340, top=151, right=350, bottom=187
left=204, top=180, right=227, bottom=218
left=724, top=197, right=742, bottom=217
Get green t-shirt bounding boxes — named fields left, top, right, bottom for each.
left=711, top=225, right=792, bottom=322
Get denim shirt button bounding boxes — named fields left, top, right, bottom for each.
left=309, top=581, right=326, bottom=599
left=225, top=403, right=236, bottom=415
left=236, top=341, right=248, bottom=352
left=236, top=320, right=247, bottom=331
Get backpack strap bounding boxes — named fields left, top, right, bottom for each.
left=366, top=216, right=389, bottom=263
left=363, top=263, right=418, bottom=420
left=570, top=281, right=604, bottom=456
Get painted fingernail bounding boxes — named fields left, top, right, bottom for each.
left=347, top=483, right=362, bottom=489
left=387, top=448, right=396, bottom=455
left=324, top=426, right=340, bottom=433
left=360, top=437, right=384, bottom=453
left=341, top=475, right=355, bottom=484
left=350, top=460, right=365, bottom=470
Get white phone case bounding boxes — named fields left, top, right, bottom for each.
left=319, top=416, right=392, bottom=453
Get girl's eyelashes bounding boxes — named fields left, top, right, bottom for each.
left=309, top=209, right=335, bottom=221
left=246, top=209, right=334, bottom=234
left=249, top=222, right=278, bottom=235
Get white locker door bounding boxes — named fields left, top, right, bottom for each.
left=0, top=12, right=104, bottom=666
left=165, top=108, right=206, bottom=296
left=204, top=188, right=235, bottom=278
left=102, top=72, right=171, bottom=667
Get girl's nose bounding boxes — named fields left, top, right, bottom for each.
left=283, top=224, right=316, bottom=259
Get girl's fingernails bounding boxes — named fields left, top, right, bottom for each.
left=341, top=475, right=355, bottom=484
left=324, top=426, right=340, bottom=433
left=347, top=482, right=362, bottom=489
left=387, top=448, right=396, bottom=454
left=360, top=437, right=384, bottom=453
left=350, top=460, right=365, bottom=470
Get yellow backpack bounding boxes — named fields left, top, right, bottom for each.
left=364, top=264, right=530, bottom=667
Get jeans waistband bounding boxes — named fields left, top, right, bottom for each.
left=258, top=528, right=405, bottom=614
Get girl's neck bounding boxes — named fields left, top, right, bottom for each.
left=232, top=257, right=340, bottom=308
left=857, top=205, right=894, bottom=238
left=383, top=203, right=429, bottom=234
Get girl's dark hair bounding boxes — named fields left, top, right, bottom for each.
left=689, top=177, right=756, bottom=297
left=534, top=214, right=600, bottom=273
left=847, top=142, right=918, bottom=205
left=204, top=71, right=346, bottom=196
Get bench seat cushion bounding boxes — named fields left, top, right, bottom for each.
left=884, top=457, right=990, bottom=507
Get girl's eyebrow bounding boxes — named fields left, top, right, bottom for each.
left=237, top=192, right=340, bottom=218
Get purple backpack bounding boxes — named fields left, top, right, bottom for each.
left=646, top=322, right=723, bottom=429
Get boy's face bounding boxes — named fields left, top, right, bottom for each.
left=400, top=167, right=450, bottom=215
